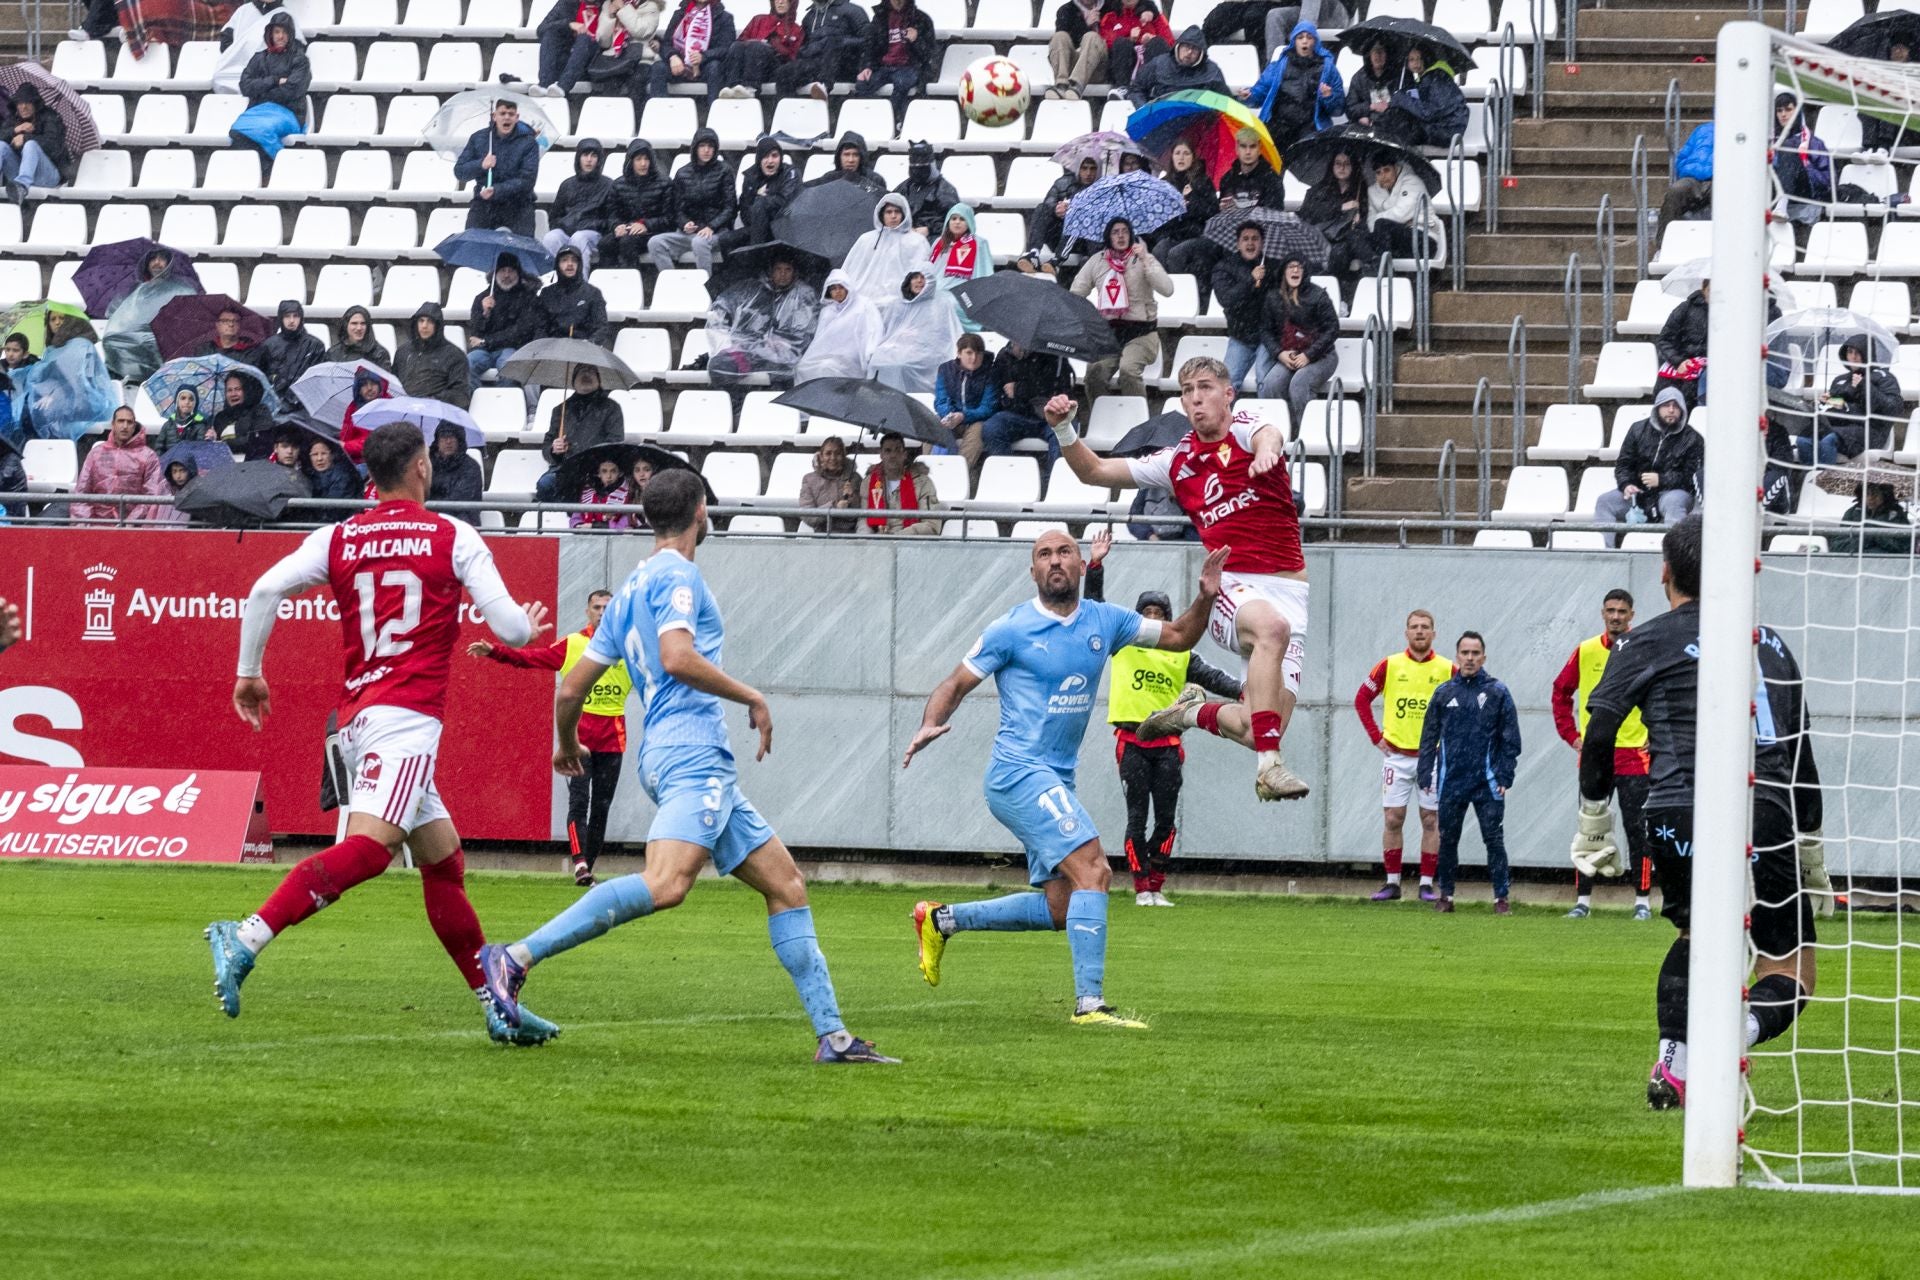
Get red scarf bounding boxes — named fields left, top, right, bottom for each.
left=936, top=235, right=976, bottom=278
left=866, top=466, right=917, bottom=529
left=1095, top=250, right=1131, bottom=316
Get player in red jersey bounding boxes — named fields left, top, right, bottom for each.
left=204, top=423, right=562, bottom=1045
left=1049, top=354, right=1310, bottom=801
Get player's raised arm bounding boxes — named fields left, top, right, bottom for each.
left=0, top=596, right=18, bottom=653
left=904, top=663, right=984, bottom=769
left=1046, top=394, right=1141, bottom=490
left=1147, top=546, right=1229, bottom=653
left=233, top=527, right=333, bottom=730
left=657, top=628, right=775, bottom=760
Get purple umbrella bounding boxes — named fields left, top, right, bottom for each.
left=151, top=293, right=272, bottom=363
left=74, top=239, right=204, bottom=318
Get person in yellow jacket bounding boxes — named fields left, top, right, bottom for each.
left=468, top=590, right=634, bottom=886
left=1355, top=609, right=1454, bottom=901
left=1086, top=531, right=1244, bottom=907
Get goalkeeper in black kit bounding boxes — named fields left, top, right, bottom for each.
left=1569, top=514, right=1833, bottom=1111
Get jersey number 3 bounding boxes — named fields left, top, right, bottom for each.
left=355, top=569, right=423, bottom=660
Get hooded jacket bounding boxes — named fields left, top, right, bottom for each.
left=1259, top=259, right=1339, bottom=362
left=673, top=127, right=738, bottom=233
left=154, top=396, right=216, bottom=453
left=453, top=118, right=541, bottom=211
left=1210, top=247, right=1270, bottom=345
left=239, top=14, right=311, bottom=110
left=896, top=142, right=960, bottom=233
left=709, top=269, right=822, bottom=371
left=1070, top=230, right=1174, bottom=327
left=843, top=192, right=932, bottom=301
left=806, top=130, right=887, bottom=193
left=156, top=450, right=197, bottom=524
left=1655, top=290, right=1709, bottom=368
left=325, top=305, right=392, bottom=367
left=739, top=137, right=801, bottom=229
left=393, top=303, right=471, bottom=408
left=862, top=0, right=938, bottom=76
left=1822, top=336, right=1905, bottom=458
left=795, top=0, right=870, bottom=73
left=1132, top=25, right=1229, bottom=105
left=740, top=1, right=806, bottom=59
left=1217, top=153, right=1285, bottom=211
left=1366, top=163, right=1446, bottom=263
left=928, top=201, right=993, bottom=293
left=427, top=422, right=484, bottom=520
left=551, top=139, right=618, bottom=236
left=1773, top=95, right=1833, bottom=224
left=794, top=268, right=882, bottom=382
left=1417, top=666, right=1522, bottom=799
left=539, top=249, right=612, bottom=344
left=661, top=0, right=738, bottom=63
left=1100, top=0, right=1174, bottom=50
left=253, top=301, right=327, bottom=397
left=338, top=367, right=390, bottom=462
left=1388, top=58, right=1467, bottom=145
left=1673, top=122, right=1714, bottom=183
left=73, top=424, right=166, bottom=524
left=1250, top=21, right=1343, bottom=137
left=7, top=85, right=72, bottom=181
left=469, top=268, right=543, bottom=351
left=1615, top=386, right=1705, bottom=495
left=612, top=139, right=676, bottom=230
left=209, top=375, right=276, bottom=451
left=541, top=384, right=626, bottom=465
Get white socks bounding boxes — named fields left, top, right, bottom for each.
left=1658, top=1037, right=1688, bottom=1081
left=823, top=1029, right=855, bottom=1051
left=236, top=914, right=275, bottom=955
left=1385, top=872, right=1403, bottom=886
left=1575, top=894, right=1592, bottom=908
left=1636, top=895, right=1651, bottom=908
left=1075, top=995, right=1104, bottom=1015
left=1257, top=749, right=1281, bottom=770
left=1746, top=1013, right=1762, bottom=1048
left=507, top=941, right=534, bottom=968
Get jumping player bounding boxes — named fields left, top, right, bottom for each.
left=206, top=423, right=562, bottom=1045
left=904, top=531, right=1227, bottom=1027
left=1355, top=608, right=1452, bottom=901
left=476, top=471, right=898, bottom=1065
left=1049, top=355, right=1311, bottom=801
left=1571, top=514, right=1831, bottom=1109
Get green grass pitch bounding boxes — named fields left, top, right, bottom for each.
left=4, top=861, right=1917, bottom=1279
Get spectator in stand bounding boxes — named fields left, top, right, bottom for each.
left=303, top=436, right=362, bottom=520
left=1026, top=157, right=1100, bottom=258
left=870, top=271, right=959, bottom=394
left=1, top=84, right=72, bottom=200
left=542, top=139, right=615, bottom=269
left=1151, top=141, right=1217, bottom=268
left=798, top=434, right=863, bottom=532
left=267, top=425, right=311, bottom=481
left=325, top=305, right=391, bottom=368
left=578, top=0, right=665, bottom=106
left=427, top=422, right=484, bottom=523
left=1801, top=334, right=1904, bottom=466
left=606, top=140, right=675, bottom=269
left=101, top=249, right=198, bottom=381
left=780, top=0, right=870, bottom=100
left=538, top=246, right=612, bottom=345
left=935, top=333, right=999, bottom=454
left=1125, top=480, right=1194, bottom=541
left=1103, top=0, right=1175, bottom=99
left=1377, top=45, right=1467, bottom=150
left=534, top=366, right=626, bottom=501
left=625, top=455, right=654, bottom=527
left=1417, top=631, right=1522, bottom=915
left=1259, top=255, right=1339, bottom=423
left=1258, top=2, right=1351, bottom=62
left=155, top=450, right=196, bottom=524
left=533, top=0, right=654, bottom=99
left=466, top=255, right=541, bottom=406
left=1243, top=21, right=1341, bottom=150
left=806, top=130, right=888, bottom=194
left=1654, top=279, right=1709, bottom=405
left=155, top=387, right=215, bottom=452
left=794, top=268, right=881, bottom=382
left=73, top=407, right=165, bottom=524
left=862, top=431, right=941, bottom=534
left=17, top=311, right=115, bottom=442
left=1831, top=483, right=1915, bottom=556
left=927, top=203, right=992, bottom=327
left=1773, top=94, right=1831, bottom=249
left=705, top=252, right=821, bottom=382
left=1071, top=217, right=1172, bottom=399
left=1218, top=128, right=1286, bottom=213
left=1345, top=36, right=1398, bottom=128
left=210, top=370, right=274, bottom=451
left=1366, top=155, right=1445, bottom=264
left=191, top=304, right=259, bottom=360
left=1661, top=121, right=1714, bottom=227
left=855, top=0, right=938, bottom=133
left=1214, top=221, right=1272, bottom=392
left=715, top=0, right=805, bottom=99
left=393, top=303, right=470, bottom=409
left=337, top=368, right=389, bottom=465
left=966, top=342, right=1074, bottom=470
left=844, top=192, right=931, bottom=302
left=2, top=333, right=33, bottom=379
left=230, top=13, right=309, bottom=160
left=896, top=141, right=960, bottom=236
left=1594, top=387, right=1700, bottom=546
left=1863, top=30, right=1920, bottom=152
left=1300, top=145, right=1370, bottom=294
left=650, top=0, right=738, bottom=100
left=1131, top=23, right=1228, bottom=107
left=719, top=137, right=799, bottom=256
left=454, top=99, right=541, bottom=237
left=648, top=127, right=735, bottom=275
left=571, top=457, right=633, bottom=528
left=1046, top=0, right=1107, bottom=101
left=253, top=300, right=326, bottom=400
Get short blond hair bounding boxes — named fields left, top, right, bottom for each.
left=1234, top=127, right=1261, bottom=146
left=1178, top=355, right=1232, bottom=387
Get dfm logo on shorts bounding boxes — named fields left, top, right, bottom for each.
left=354, top=753, right=383, bottom=793
left=1047, top=673, right=1093, bottom=716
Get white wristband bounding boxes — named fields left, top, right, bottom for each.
left=1050, top=417, right=1080, bottom=448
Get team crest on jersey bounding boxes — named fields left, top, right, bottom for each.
left=1477, top=692, right=1487, bottom=708
left=1060, top=817, right=1078, bottom=835
left=1089, top=636, right=1103, bottom=652
left=1216, top=441, right=1233, bottom=467
left=671, top=586, right=695, bottom=616
left=354, top=753, right=382, bottom=793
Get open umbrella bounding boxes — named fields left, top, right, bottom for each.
left=720, top=239, right=832, bottom=286
left=176, top=460, right=312, bottom=526
left=243, top=412, right=342, bottom=461
left=292, top=360, right=403, bottom=428
left=1825, top=11, right=1920, bottom=57
left=1333, top=16, right=1474, bottom=70
left=770, top=181, right=882, bottom=266
left=350, top=397, right=485, bottom=449
left=1063, top=171, right=1189, bottom=243
left=1765, top=308, right=1901, bottom=368
left=151, top=293, right=271, bottom=362
left=423, top=88, right=557, bottom=162
left=74, top=239, right=204, bottom=318
left=0, top=300, right=92, bottom=355
left=144, top=355, right=276, bottom=418
left=1111, top=410, right=1192, bottom=457
left=434, top=228, right=554, bottom=278
left=774, top=378, right=957, bottom=451
left=157, top=440, right=236, bottom=477
left=1050, top=131, right=1150, bottom=175
left=952, top=273, right=1119, bottom=360
left=1127, top=90, right=1281, bottom=185
left=557, top=441, right=713, bottom=503
left=1813, top=462, right=1918, bottom=502
left=0, top=63, right=101, bottom=159
left=1284, top=125, right=1442, bottom=195
left=1202, top=207, right=1330, bottom=267
left=501, top=337, right=638, bottom=391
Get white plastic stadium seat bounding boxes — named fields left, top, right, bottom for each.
left=1572, top=465, right=1615, bottom=517
left=701, top=452, right=764, bottom=502
left=1472, top=529, right=1535, bottom=548
left=1529, top=404, right=1604, bottom=462
left=485, top=449, right=547, bottom=497
left=974, top=456, right=1040, bottom=507
left=1582, top=342, right=1657, bottom=399
left=23, top=440, right=79, bottom=492
left=1494, top=466, right=1570, bottom=520
left=1618, top=281, right=1681, bottom=336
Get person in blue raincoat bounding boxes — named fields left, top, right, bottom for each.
left=1242, top=21, right=1342, bottom=149
left=230, top=13, right=310, bottom=160
left=17, top=311, right=117, bottom=442
left=1661, top=120, right=1714, bottom=226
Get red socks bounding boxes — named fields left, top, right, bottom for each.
left=1250, top=710, right=1283, bottom=753
left=256, top=834, right=392, bottom=933
left=1196, top=703, right=1222, bottom=736
left=1419, top=850, right=1438, bottom=879
left=420, top=849, right=486, bottom=989
left=1383, top=847, right=1404, bottom=875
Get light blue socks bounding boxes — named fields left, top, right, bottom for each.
left=520, top=874, right=655, bottom=965
left=768, top=906, right=844, bottom=1037
left=950, top=892, right=1056, bottom=933
left=1065, top=890, right=1108, bottom=1002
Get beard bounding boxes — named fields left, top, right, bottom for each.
left=1038, top=579, right=1079, bottom=610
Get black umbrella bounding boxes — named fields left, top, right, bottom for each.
left=774, top=378, right=958, bottom=450
left=1334, top=16, right=1474, bottom=69
left=770, top=182, right=883, bottom=266
left=1202, top=208, right=1330, bottom=267
left=1111, top=410, right=1192, bottom=457
left=720, top=239, right=832, bottom=286
left=176, top=460, right=312, bottom=526
left=1285, top=125, right=1443, bottom=195
left=557, top=441, right=714, bottom=504
left=242, top=412, right=341, bottom=461
left=1827, top=12, right=1920, bottom=58
left=952, top=273, right=1120, bottom=360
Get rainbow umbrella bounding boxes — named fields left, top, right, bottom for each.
left=1126, top=90, right=1281, bottom=184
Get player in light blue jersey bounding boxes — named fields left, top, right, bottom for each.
left=902, top=530, right=1226, bottom=1027
left=478, top=471, right=898, bottom=1064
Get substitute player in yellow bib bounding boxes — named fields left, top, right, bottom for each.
left=1355, top=609, right=1454, bottom=901
left=470, top=590, right=634, bottom=886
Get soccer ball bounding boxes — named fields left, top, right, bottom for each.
left=958, top=56, right=1029, bottom=128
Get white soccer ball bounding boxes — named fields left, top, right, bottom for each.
left=958, top=56, right=1030, bottom=129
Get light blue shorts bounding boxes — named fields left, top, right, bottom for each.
left=640, top=745, right=774, bottom=877
left=984, top=761, right=1100, bottom=887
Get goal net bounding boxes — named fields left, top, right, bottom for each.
left=1695, top=23, right=1920, bottom=1194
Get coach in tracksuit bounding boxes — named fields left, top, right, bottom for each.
left=1417, top=630, right=1523, bottom=914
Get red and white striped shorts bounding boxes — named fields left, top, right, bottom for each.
left=338, top=706, right=448, bottom=833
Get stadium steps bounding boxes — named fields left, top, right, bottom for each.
left=1540, top=61, right=1715, bottom=112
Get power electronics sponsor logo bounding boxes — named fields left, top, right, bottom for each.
left=1047, top=673, right=1093, bottom=715
left=82, top=563, right=118, bottom=641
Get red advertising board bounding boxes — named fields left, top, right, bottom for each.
left=0, top=765, right=273, bottom=863
left=0, top=529, right=558, bottom=839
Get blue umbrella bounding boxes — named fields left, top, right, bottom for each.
left=1063, top=171, right=1190, bottom=243
left=157, top=440, right=236, bottom=476
left=351, top=396, right=485, bottom=449
left=433, top=228, right=554, bottom=278
left=144, top=355, right=277, bottom=418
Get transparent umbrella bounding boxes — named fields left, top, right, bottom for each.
left=423, top=88, right=557, bottom=162
left=1764, top=308, right=1901, bottom=383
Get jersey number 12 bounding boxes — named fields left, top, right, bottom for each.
left=355, top=569, right=422, bottom=659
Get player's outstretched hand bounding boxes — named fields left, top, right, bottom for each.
left=1088, top=525, right=1111, bottom=567
left=1797, top=829, right=1835, bottom=919
left=1198, top=545, right=1229, bottom=599
left=1248, top=445, right=1281, bottom=478
left=1042, top=393, right=1076, bottom=427
left=747, top=694, right=773, bottom=760
left=523, top=600, right=552, bottom=642
left=233, top=677, right=272, bottom=731
left=465, top=641, right=494, bottom=658
left=0, top=596, right=19, bottom=651
left=553, top=743, right=586, bottom=777
left=902, top=723, right=949, bottom=769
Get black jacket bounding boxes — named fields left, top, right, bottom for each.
left=1053, top=0, right=1101, bottom=42
left=1299, top=173, right=1366, bottom=236
left=209, top=378, right=275, bottom=452
left=1823, top=358, right=1905, bottom=458
left=1217, top=157, right=1285, bottom=212
left=1830, top=497, right=1914, bottom=556
left=550, top=139, right=617, bottom=236
left=1655, top=291, right=1709, bottom=367
left=1345, top=61, right=1397, bottom=125
left=1614, top=415, right=1705, bottom=495
left=239, top=17, right=311, bottom=111
left=862, top=1, right=939, bottom=77
left=304, top=451, right=363, bottom=519
left=739, top=154, right=801, bottom=231
left=469, top=278, right=542, bottom=352
left=1157, top=162, right=1216, bottom=243
left=1261, top=279, right=1339, bottom=362
left=1390, top=65, right=1468, bottom=145
left=806, top=130, right=888, bottom=193
left=541, top=390, right=626, bottom=466
left=453, top=120, right=541, bottom=212
left=1132, top=25, right=1229, bottom=106
left=325, top=305, right=392, bottom=368
left=1210, top=252, right=1269, bottom=345
left=393, top=303, right=471, bottom=408
left=612, top=139, right=676, bottom=230
left=428, top=428, right=484, bottom=521
left=895, top=164, right=959, bottom=234
left=673, top=127, right=738, bottom=233
left=7, top=86, right=72, bottom=181
left=660, top=0, right=738, bottom=62
left=539, top=272, right=612, bottom=344
left=796, top=0, right=870, bottom=72
left=994, top=347, right=1074, bottom=417
left=252, top=312, right=327, bottom=398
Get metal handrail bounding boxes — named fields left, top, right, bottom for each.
left=1374, top=252, right=1396, bottom=411
left=1323, top=376, right=1348, bottom=520
left=1469, top=376, right=1493, bottom=522
left=1436, top=440, right=1458, bottom=545
left=1362, top=314, right=1386, bottom=469
left=1664, top=77, right=1684, bottom=173
left=1563, top=251, right=1584, bottom=404
left=1447, top=133, right=1468, bottom=292
left=1782, top=0, right=1798, bottom=34
left=1630, top=133, right=1652, bottom=276
left=1507, top=315, right=1528, bottom=466
left=1415, top=196, right=1433, bottom=350
left=1567, top=0, right=1579, bottom=65
left=1596, top=195, right=1617, bottom=343
left=1529, top=0, right=1548, bottom=118
left=1483, top=77, right=1504, bottom=234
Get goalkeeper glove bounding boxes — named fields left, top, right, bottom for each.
left=1570, top=800, right=1623, bottom=878
left=1797, top=829, right=1835, bottom=919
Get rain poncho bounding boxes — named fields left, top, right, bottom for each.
left=102, top=251, right=203, bottom=381
left=214, top=1, right=296, bottom=95
left=18, top=334, right=118, bottom=441
left=707, top=269, right=822, bottom=379
left=841, top=192, right=930, bottom=304
left=794, top=269, right=882, bottom=383
left=868, top=273, right=959, bottom=394
left=73, top=425, right=166, bottom=524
